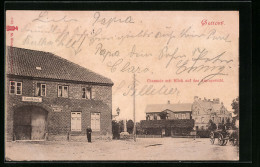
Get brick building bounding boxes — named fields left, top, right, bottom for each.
left=192, top=96, right=232, bottom=130
left=5, top=47, right=113, bottom=141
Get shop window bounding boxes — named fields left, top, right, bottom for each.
left=58, top=85, right=68, bottom=98
left=9, top=81, right=22, bottom=95
left=91, top=113, right=100, bottom=131
left=82, top=87, right=92, bottom=99
left=71, top=112, right=81, bottom=131
left=36, top=83, right=46, bottom=96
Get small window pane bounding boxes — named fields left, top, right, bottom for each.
left=86, top=88, right=91, bottom=99
left=16, top=82, right=22, bottom=95
left=10, top=81, right=15, bottom=94
left=82, top=88, right=86, bottom=98
left=16, top=87, right=21, bottom=95
left=41, top=84, right=46, bottom=96
left=36, top=83, right=41, bottom=96
left=58, top=86, right=62, bottom=97
left=63, top=86, right=68, bottom=97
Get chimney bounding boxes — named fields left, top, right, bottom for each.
left=167, top=100, right=170, bottom=104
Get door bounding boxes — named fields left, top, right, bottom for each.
left=71, top=112, right=82, bottom=131
left=31, top=110, right=47, bottom=140
left=91, top=113, right=100, bottom=131
left=14, top=110, right=31, bottom=140
left=14, top=106, right=47, bottom=140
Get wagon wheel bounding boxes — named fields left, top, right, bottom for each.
left=223, top=139, right=228, bottom=146
left=210, top=132, right=215, bottom=144
left=218, top=133, right=225, bottom=146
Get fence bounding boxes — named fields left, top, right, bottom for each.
left=136, top=135, right=162, bottom=138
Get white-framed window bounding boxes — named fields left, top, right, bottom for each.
left=181, top=113, right=186, bottom=119
left=9, top=81, right=22, bottom=95
left=71, top=112, right=82, bottom=131
left=82, top=87, right=92, bottom=99
left=175, top=114, right=179, bottom=119
left=36, top=83, right=46, bottom=96
left=91, top=113, right=100, bottom=131
left=58, top=85, right=68, bottom=98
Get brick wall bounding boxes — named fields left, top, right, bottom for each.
left=5, top=76, right=112, bottom=141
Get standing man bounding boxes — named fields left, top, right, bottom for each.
left=86, top=126, right=92, bottom=142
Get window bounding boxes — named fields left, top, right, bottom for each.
left=154, top=114, right=157, bottom=120
left=175, top=114, right=179, bottom=119
left=181, top=114, right=186, bottom=119
left=36, top=83, right=46, bottom=96
left=201, top=117, right=204, bottom=123
left=71, top=112, right=81, bottom=131
left=82, top=87, right=92, bottom=99
left=58, top=85, right=68, bottom=98
left=91, top=113, right=100, bottom=131
left=9, top=81, right=22, bottom=95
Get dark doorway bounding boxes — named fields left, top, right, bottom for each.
left=14, top=106, right=48, bottom=140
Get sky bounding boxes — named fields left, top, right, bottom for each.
left=6, top=11, right=239, bottom=121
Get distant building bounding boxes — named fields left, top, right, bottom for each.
left=192, top=96, right=232, bottom=130
left=6, top=47, right=113, bottom=141
left=140, top=101, right=194, bottom=136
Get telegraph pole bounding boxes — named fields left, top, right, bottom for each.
left=133, top=73, right=136, bottom=142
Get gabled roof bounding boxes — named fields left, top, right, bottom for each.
left=145, top=103, right=192, bottom=113
left=194, top=99, right=225, bottom=112
left=6, top=47, right=113, bottom=85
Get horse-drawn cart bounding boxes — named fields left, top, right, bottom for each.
left=209, top=129, right=238, bottom=146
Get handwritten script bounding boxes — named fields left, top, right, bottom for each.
left=19, top=11, right=235, bottom=87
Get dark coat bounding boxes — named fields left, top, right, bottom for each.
left=86, top=128, right=92, bottom=135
